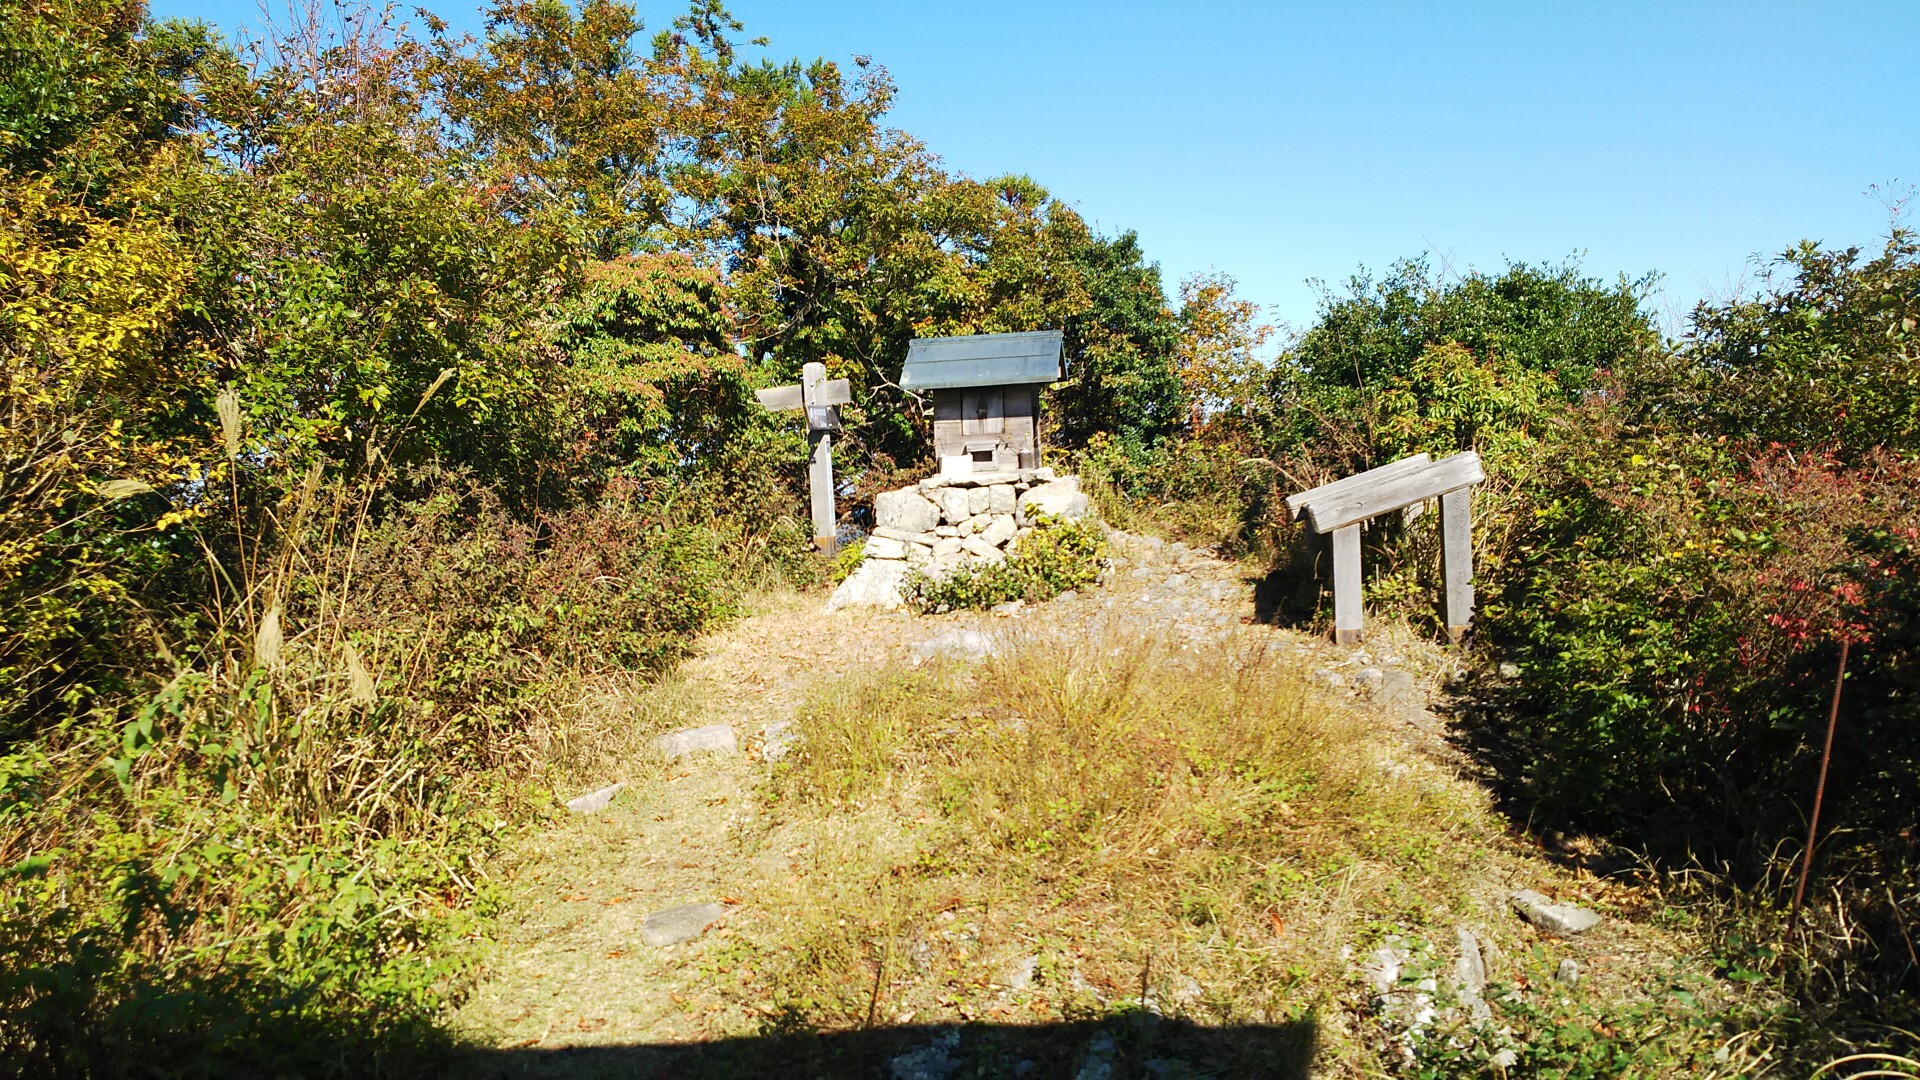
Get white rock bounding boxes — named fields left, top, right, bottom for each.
left=761, top=721, right=798, bottom=762
left=982, top=514, right=1017, bottom=547
left=938, top=487, right=973, bottom=525
left=639, top=902, right=729, bottom=947
left=932, top=536, right=964, bottom=560
left=987, top=484, right=1018, bottom=513
left=826, top=558, right=909, bottom=612
left=565, top=782, right=624, bottom=813
left=953, top=470, right=1019, bottom=487
left=905, top=543, right=932, bottom=565
left=875, top=489, right=941, bottom=534
left=963, top=535, right=1006, bottom=561
left=1018, top=479, right=1091, bottom=522
left=967, top=487, right=991, bottom=515
left=656, top=724, right=737, bottom=758
left=912, top=629, right=998, bottom=664
left=934, top=525, right=962, bottom=538
left=1511, top=889, right=1602, bottom=936
left=864, top=535, right=908, bottom=560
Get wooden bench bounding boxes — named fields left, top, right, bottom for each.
left=1286, top=451, right=1484, bottom=644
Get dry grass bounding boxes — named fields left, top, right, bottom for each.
left=725, top=623, right=1526, bottom=1070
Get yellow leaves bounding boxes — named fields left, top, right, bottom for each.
left=1, top=176, right=189, bottom=384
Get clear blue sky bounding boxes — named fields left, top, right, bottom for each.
left=156, top=0, right=1919, bottom=334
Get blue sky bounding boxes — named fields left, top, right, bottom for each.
left=156, top=0, right=1919, bottom=334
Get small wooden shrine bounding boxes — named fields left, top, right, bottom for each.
left=899, top=330, right=1063, bottom=472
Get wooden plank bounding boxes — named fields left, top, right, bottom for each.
left=1441, top=487, right=1473, bottom=640
left=755, top=384, right=802, bottom=411
left=1285, top=453, right=1431, bottom=517
left=1304, top=451, right=1484, bottom=534
left=1332, top=523, right=1363, bottom=645
left=814, top=379, right=852, bottom=406
left=801, top=362, right=827, bottom=408
left=808, top=430, right=836, bottom=552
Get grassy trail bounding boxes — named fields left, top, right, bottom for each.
left=450, top=537, right=1727, bottom=1077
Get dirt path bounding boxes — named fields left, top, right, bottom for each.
left=450, top=533, right=1487, bottom=1064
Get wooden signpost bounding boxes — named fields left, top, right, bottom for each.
left=1285, top=451, right=1484, bottom=645
left=756, top=361, right=851, bottom=553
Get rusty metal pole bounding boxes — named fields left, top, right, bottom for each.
left=1791, top=638, right=1850, bottom=921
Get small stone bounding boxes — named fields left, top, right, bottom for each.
left=1511, top=889, right=1603, bottom=936
left=1354, top=667, right=1386, bottom=693
left=1555, top=958, right=1581, bottom=986
left=564, top=782, right=623, bottom=813
left=961, top=513, right=989, bottom=535
left=962, top=534, right=1003, bottom=560
left=932, top=536, right=964, bottom=559
left=1454, top=927, right=1486, bottom=995
left=968, top=487, right=991, bottom=515
left=990, top=600, right=1024, bottom=616
left=639, top=901, right=729, bottom=947
left=935, top=525, right=961, bottom=538
left=762, top=720, right=797, bottom=762
left=889, top=1030, right=962, bottom=1080
left=1056, top=590, right=1079, bottom=603
left=912, top=629, right=998, bottom=664
left=987, top=484, right=1017, bottom=513
left=864, top=535, right=908, bottom=560
left=1074, top=1033, right=1118, bottom=1080
left=905, top=543, right=932, bottom=565
left=981, top=514, right=1017, bottom=547
left=656, top=724, right=737, bottom=758
left=1002, top=954, right=1038, bottom=991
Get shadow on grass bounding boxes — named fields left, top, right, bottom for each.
left=459, top=1015, right=1317, bottom=1080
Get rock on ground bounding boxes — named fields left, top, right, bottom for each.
left=655, top=724, right=737, bottom=758
left=889, top=1030, right=962, bottom=1080
left=912, top=629, right=998, bottom=664
left=639, top=902, right=730, bottom=947
left=1511, top=889, right=1602, bottom=936
left=827, top=558, right=910, bottom=612
left=564, top=782, right=624, bottom=813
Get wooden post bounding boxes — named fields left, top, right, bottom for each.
left=1332, top=523, right=1363, bottom=645
left=808, top=429, right=835, bottom=553
left=1440, top=487, right=1473, bottom=641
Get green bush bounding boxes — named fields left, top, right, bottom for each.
left=901, top=516, right=1109, bottom=613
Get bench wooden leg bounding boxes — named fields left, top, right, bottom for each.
left=1332, top=523, right=1362, bottom=645
left=1441, top=488, right=1473, bottom=641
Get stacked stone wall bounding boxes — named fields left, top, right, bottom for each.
left=826, top=468, right=1093, bottom=612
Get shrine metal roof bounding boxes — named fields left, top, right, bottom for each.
left=898, top=330, right=1064, bottom=390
